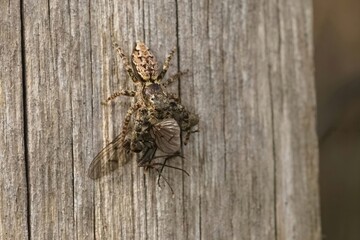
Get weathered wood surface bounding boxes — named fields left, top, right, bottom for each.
left=0, top=1, right=28, bottom=239
left=0, top=0, right=321, bottom=239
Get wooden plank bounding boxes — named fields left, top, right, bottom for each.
left=89, top=1, right=183, bottom=239
left=0, top=1, right=28, bottom=239
left=266, top=0, right=321, bottom=238
left=90, top=1, right=139, bottom=239
left=178, top=0, right=276, bottom=238
left=22, top=0, right=85, bottom=238
left=142, top=2, right=182, bottom=240
left=68, top=1, right=94, bottom=239
left=16, top=0, right=320, bottom=239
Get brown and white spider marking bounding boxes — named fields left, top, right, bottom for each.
left=88, top=41, right=199, bottom=184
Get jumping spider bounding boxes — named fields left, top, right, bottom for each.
left=88, top=41, right=199, bottom=189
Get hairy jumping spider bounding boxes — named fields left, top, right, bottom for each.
left=88, top=41, right=199, bottom=189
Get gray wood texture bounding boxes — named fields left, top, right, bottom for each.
left=0, top=1, right=28, bottom=239
left=0, top=0, right=321, bottom=239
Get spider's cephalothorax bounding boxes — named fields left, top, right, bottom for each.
left=88, top=41, right=198, bottom=188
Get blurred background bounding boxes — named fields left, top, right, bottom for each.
left=314, top=0, right=360, bottom=239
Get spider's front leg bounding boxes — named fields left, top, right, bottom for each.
left=157, top=47, right=176, bottom=81
left=113, top=41, right=138, bottom=83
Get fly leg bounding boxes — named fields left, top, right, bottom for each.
left=156, top=153, right=182, bottom=187
left=183, top=129, right=200, bottom=145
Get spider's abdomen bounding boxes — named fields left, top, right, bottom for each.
left=132, top=41, right=159, bottom=81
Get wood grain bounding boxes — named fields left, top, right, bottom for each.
left=1, top=0, right=320, bottom=239
left=0, top=1, right=28, bottom=239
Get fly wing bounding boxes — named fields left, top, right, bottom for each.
left=87, top=134, right=130, bottom=179
left=151, top=118, right=181, bottom=154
